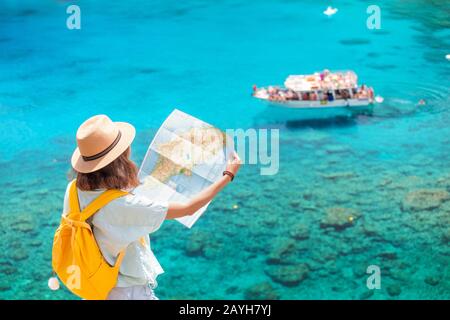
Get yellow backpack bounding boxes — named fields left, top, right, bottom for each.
left=52, top=180, right=128, bottom=300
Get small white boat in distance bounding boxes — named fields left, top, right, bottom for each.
left=323, top=6, right=338, bottom=17
left=252, top=70, right=377, bottom=120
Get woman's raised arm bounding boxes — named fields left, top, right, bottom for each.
left=166, top=152, right=241, bottom=219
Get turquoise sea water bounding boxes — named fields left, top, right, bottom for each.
left=0, top=0, right=449, bottom=299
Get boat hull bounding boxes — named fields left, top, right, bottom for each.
left=256, top=98, right=374, bottom=122
left=263, top=98, right=371, bottom=108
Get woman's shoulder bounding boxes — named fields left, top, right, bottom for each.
left=66, top=181, right=166, bottom=213
left=63, top=179, right=77, bottom=202
left=65, top=179, right=76, bottom=192
left=92, top=189, right=168, bottom=227
left=113, top=190, right=164, bottom=208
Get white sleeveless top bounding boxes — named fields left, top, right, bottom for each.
left=63, top=180, right=168, bottom=288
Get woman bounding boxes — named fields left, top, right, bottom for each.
left=65, top=114, right=240, bottom=300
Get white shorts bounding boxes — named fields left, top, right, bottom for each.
left=107, top=285, right=159, bottom=300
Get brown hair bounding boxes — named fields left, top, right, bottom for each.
left=76, top=147, right=140, bottom=191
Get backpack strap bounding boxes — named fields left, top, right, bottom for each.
left=68, top=180, right=129, bottom=269
left=81, top=190, right=129, bottom=269
left=68, top=180, right=128, bottom=221
left=80, top=189, right=128, bottom=222
left=69, top=180, right=81, bottom=214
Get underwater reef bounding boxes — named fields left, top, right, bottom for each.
left=1, top=124, right=449, bottom=300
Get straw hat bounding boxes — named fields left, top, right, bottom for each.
left=71, top=115, right=136, bottom=173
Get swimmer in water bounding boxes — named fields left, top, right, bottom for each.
left=418, top=99, right=426, bottom=106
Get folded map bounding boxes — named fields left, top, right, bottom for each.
left=135, top=109, right=235, bottom=228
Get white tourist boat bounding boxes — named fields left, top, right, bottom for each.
left=253, top=70, right=380, bottom=120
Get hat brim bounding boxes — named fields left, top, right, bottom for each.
left=71, top=122, right=136, bottom=174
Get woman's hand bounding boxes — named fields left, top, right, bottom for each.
left=225, top=151, right=241, bottom=177
left=166, top=151, right=242, bottom=219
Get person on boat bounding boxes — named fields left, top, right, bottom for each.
left=367, top=87, right=374, bottom=100
left=320, top=69, right=330, bottom=81
left=358, top=84, right=368, bottom=99
left=310, top=92, right=318, bottom=101
left=285, top=89, right=296, bottom=100
left=256, top=87, right=268, bottom=99
left=327, top=91, right=334, bottom=101
left=272, top=90, right=286, bottom=101
left=268, top=87, right=278, bottom=101
left=291, top=91, right=300, bottom=100
left=63, top=115, right=241, bottom=300
left=342, top=89, right=350, bottom=100
left=267, top=86, right=277, bottom=100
